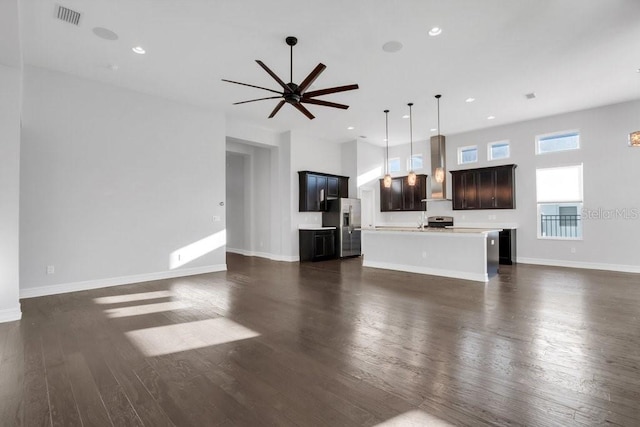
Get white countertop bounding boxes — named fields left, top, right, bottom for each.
left=368, top=226, right=501, bottom=235
left=298, top=226, right=336, bottom=230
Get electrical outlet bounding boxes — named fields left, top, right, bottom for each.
left=46, top=265, right=55, bottom=275
left=422, top=251, right=427, bottom=258
left=213, top=215, right=221, bottom=222
left=570, top=247, right=576, bottom=254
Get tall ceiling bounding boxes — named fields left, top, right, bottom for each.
left=19, top=0, right=640, bottom=145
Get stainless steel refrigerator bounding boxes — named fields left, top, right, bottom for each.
left=323, top=198, right=361, bottom=258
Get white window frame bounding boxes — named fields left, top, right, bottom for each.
left=407, top=153, right=424, bottom=171
left=388, top=157, right=401, bottom=173
left=535, top=164, right=584, bottom=240
left=457, top=145, right=478, bottom=165
left=487, top=140, right=510, bottom=161
left=536, top=130, right=580, bottom=155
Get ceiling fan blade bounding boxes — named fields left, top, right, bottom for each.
left=304, top=84, right=359, bottom=98
left=298, top=63, right=326, bottom=94
left=221, top=79, right=282, bottom=95
left=301, top=98, right=349, bottom=110
left=293, top=102, right=315, bottom=120
left=268, top=100, right=286, bottom=118
left=233, top=96, right=283, bottom=105
left=256, top=60, right=292, bottom=93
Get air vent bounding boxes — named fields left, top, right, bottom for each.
left=56, top=5, right=81, bottom=26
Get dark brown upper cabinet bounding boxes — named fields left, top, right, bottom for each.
left=451, top=164, right=516, bottom=210
left=379, top=174, right=427, bottom=212
left=298, top=171, right=349, bottom=212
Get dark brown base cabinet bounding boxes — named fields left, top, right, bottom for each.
left=299, top=171, right=349, bottom=212
left=379, top=174, right=427, bottom=211
left=451, top=164, right=516, bottom=210
left=299, top=229, right=337, bottom=261
left=499, top=228, right=517, bottom=265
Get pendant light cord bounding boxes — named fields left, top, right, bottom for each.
left=384, top=110, right=390, bottom=175
left=408, top=103, right=414, bottom=169
left=436, top=95, right=441, bottom=137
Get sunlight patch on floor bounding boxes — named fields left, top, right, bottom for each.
left=93, top=290, right=174, bottom=305
left=104, top=301, right=190, bottom=318
left=170, top=229, right=226, bottom=269
left=375, top=410, right=454, bottom=426
left=125, top=317, right=259, bottom=356
left=357, top=166, right=382, bottom=187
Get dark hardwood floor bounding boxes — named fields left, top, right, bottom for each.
left=1, top=253, right=640, bottom=426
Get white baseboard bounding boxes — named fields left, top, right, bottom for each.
left=0, top=306, right=22, bottom=323
left=226, top=248, right=299, bottom=263
left=363, top=260, right=488, bottom=282
left=19, top=264, right=227, bottom=299
left=517, top=257, right=640, bottom=274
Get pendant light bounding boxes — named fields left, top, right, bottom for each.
left=407, top=102, right=416, bottom=186
left=383, top=110, right=392, bottom=187
left=630, top=71, right=640, bottom=146
left=434, top=94, right=445, bottom=183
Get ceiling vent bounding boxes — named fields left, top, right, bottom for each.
left=56, top=5, right=81, bottom=26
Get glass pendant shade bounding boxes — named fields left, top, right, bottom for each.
left=407, top=171, right=417, bottom=186
left=383, top=109, right=392, bottom=187
left=630, top=130, right=640, bottom=147
left=407, top=102, right=415, bottom=186
left=435, top=167, right=445, bottom=183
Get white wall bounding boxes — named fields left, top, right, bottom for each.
left=20, top=66, right=227, bottom=296
left=341, top=140, right=357, bottom=197
left=0, top=0, right=22, bottom=322
left=225, top=152, right=247, bottom=251
left=0, top=64, right=22, bottom=321
left=368, top=100, right=640, bottom=272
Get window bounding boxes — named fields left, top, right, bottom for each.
left=388, top=157, right=401, bottom=173
left=488, top=141, right=510, bottom=160
left=407, top=154, right=423, bottom=170
left=458, top=145, right=478, bottom=165
left=536, top=131, right=580, bottom=154
left=536, top=164, right=583, bottom=239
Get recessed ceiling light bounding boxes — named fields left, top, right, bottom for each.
left=108, top=64, right=119, bottom=71
left=347, top=126, right=355, bottom=130
left=132, top=46, right=146, bottom=55
left=636, top=68, right=640, bottom=73
left=465, top=97, right=475, bottom=103
left=428, top=27, right=442, bottom=36
left=93, top=27, right=118, bottom=41
left=402, top=114, right=410, bottom=119
left=382, top=41, right=403, bottom=53
left=383, top=138, right=388, bottom=142
left=487, top=115, right=496, bottom=120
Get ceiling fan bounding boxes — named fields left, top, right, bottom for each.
left=222, top=36, right=359, bottom=120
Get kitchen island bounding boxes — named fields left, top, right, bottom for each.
left=362, top=227, right=501, bottom=282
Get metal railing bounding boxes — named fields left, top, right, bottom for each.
left=540, top=214, right=581, bottom=238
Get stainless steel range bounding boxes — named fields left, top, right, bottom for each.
left=427, top=216, right=454, bottom=228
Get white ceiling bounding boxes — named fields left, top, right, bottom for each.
left=19, top=0, right=640, bottom=145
